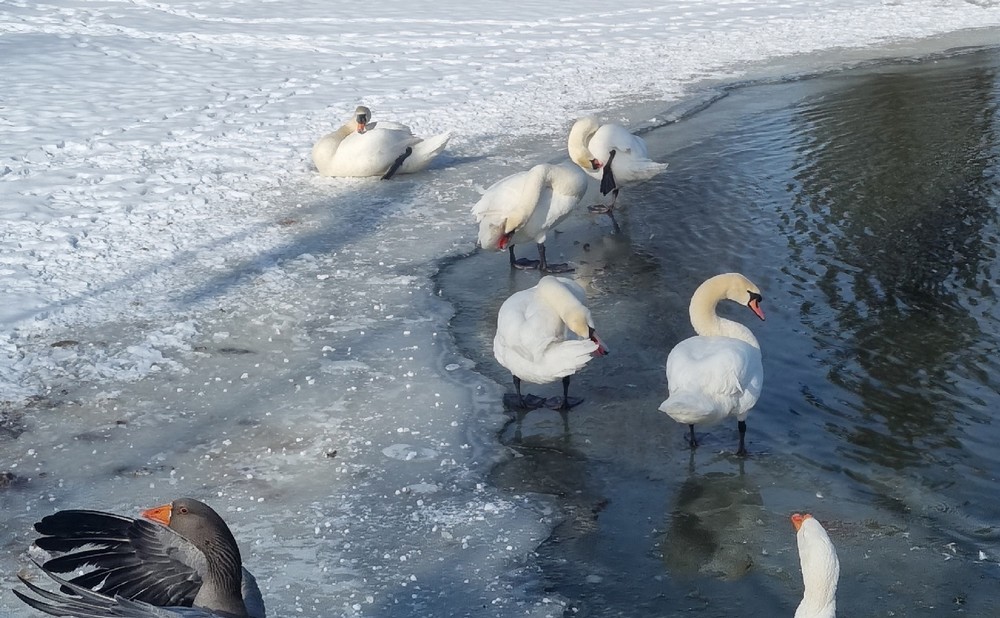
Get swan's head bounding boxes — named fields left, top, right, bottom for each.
left=717, top=272, right=765, bottom=321
left=566, top=315, right=609, bottom=357
left=568, top=116, right=603, bottom=171
left=354, top=105, right=372, bottom=133
left=537, top=277, right=609, bottom=356
left=792, top=513, right=839, bottom=618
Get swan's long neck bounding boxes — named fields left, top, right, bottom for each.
left=689, top=278, right=759, bottom=349
left=330, top=122, right=355, bottom=144
left=536, top=278, right=591, bottom=338
left=567, top=119, right=598, bottom=170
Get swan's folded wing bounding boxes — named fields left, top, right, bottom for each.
left=666, top=337, right=762, bottom=400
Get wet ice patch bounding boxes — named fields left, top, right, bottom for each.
left=381, top=443, right=439, bottom=461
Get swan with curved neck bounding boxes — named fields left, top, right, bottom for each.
left=658, top=273, right=765, bottom=455
left=472, top=160, right=589, bottom=273
left=567, top=115, right=668, bottom=215
left=311, top=105, right=450, bottom=179
left=792, top=513, right=840, bottom=618
left=494, top=276, right=608, bottom=410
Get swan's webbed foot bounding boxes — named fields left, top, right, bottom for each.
left=503, top=393, right=546, bottom=410
left=587, top=203, right=613, bottom=215
left=545, top=395, right=583, bottom=411
left=540, top=262, right=574, bottom=274
left=511, top=258, right=541, bottom=270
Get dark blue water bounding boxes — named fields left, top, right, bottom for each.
left=441, top=47, right=1000, bottom=616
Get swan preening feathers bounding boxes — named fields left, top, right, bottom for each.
left=494, top=276, right=608, bottom=411
left=792, top=513, right=840, bottom=618
left=659, top=273, right=765, bottom=456
left=472, top=162, right=589, bottom=273
left=312, top=105, right=450, bottom=179
left=14, top=497, right=265, bottom=618
left=568, top=115, right=668, bottom=214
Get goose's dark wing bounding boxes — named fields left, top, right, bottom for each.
left=14, top=568, right=226, bottom=617
left=33, top=509, right=205, bottom=608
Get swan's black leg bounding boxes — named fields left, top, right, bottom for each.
left=736, top=420, right=748, bottom=457
left=548, top=375, right=583, bottom=410
left=538, top=243, right=572, bottom=274
left=510, top=246, right=540, bottom=270
left=688, top=424, right=698, bottom=449
left=503, top=375, right=545, bottom=409
left=381, top=146, right=413, bottom=180
left=589, top=150, right=619, bottom=214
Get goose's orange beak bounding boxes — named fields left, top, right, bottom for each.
left=141, top=503, right=173, bottom=526
left=791, top=512, right=812, bottom=531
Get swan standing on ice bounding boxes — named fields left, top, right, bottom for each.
left=494, top=276, right=608, bottom=410
left=792, top=513, right=840, bottom=618
left=311, top=105, right=450, bottom=179
left=568, top=115, right=668, bottom=214
left=659, top=273, right=765, bottom=455
left=472, top=161, right=589, bottom=273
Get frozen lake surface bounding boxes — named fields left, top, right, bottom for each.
left=4, top=1, right=1000, bottom=616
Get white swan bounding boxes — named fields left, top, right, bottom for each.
left=568, top=115, right=668, bottom=214
left=472, top=161, right=589, bottom=273
left=311, top=105, right=450, bottom=179
left=792, top=513, right=840, bottom=618
left=659, top=273, right=765, bottom=455
left=494, top=276, right=609, bottom=410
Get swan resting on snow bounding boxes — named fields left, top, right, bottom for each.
left=659, top=272, right=765, bottom=455
left=494, top=276, right=608, bottom=410
left=472, top=162, right=589, bottom=273
left=568, top=115, right=668, bottom=214
left=792, top=513, right=840, bottom=618
left=311, top=105, right=450, bottom=179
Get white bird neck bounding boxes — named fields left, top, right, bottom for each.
left=795, top=522, right=840, bottom=618
left=688, top=277, right=760, bottom=349
left=567, top=117, right=599, bottom=170
left=536, top=277, right=591, bottom=338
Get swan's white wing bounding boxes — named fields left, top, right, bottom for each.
left=591, top=124, right=666, bottom=182
left=494, top=286, right=596, bottom=385
left=661, top=336, right=762, bottom=425
left=472, top=169, right=541, bottom=248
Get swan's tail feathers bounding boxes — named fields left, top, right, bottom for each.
left=545, top=339, right=600, bottom=380
left=417, top=131, right=451, bottom=158
left=600, top=150, right=617, bottom=196
left=381, top=146, right=413, bottom=180
left=400, top=131, right=451, bottom=174
left=630, top=160, right=669, bottom=182
left=658, top=390, right=717, bottom=425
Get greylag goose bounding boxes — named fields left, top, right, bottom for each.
left=14, top=497, right=265, bottom=617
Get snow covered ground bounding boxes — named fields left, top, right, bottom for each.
left=3, top=0, right=1000, bottom=616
